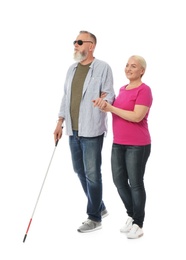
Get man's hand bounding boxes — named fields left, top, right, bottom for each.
left=92, top=92, right=108, bottom=110
left=53, top=122, right=63, bottom=143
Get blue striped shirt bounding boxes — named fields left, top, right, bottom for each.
left=58, top=58, right=115, bottom=137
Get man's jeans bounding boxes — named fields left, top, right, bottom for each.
left=69, top=131, right=106, bottom=222
left=111, top=143, right=151, bottom=227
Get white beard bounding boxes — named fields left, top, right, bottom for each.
left=73, top=50, right=88, bottom=62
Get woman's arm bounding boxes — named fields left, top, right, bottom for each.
left=94, top=100, right=149, bottom=123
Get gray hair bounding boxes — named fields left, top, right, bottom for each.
left=79, top=30, right=97, bottom=45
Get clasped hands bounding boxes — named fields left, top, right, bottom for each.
left=92, top=92, right=110, bottom=112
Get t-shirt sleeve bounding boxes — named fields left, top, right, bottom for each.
left=136, top=86, right=153, bottom=107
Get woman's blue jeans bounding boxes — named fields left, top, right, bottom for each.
left=69, top=131, right=106, bottom=222
left=111, top=143, right=151, bottom=227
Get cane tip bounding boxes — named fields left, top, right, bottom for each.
left=23, top=234, right=27, bottom=243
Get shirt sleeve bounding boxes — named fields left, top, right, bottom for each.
left=136, top=85, right=153, bottom=107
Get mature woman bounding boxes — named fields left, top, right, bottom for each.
left=93, top=55, right=153, bottom=239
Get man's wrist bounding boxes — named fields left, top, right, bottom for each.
left=57, top=118, right=64, bottom=128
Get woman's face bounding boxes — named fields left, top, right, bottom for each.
left=125, top=57, right=145, bottom=80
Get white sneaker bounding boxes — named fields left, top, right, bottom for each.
left=120, top=217, right=133, bottom=233
left=127, top=224, right=143, bottom=239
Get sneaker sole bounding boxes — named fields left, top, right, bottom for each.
left=127, top=233, right=144, bottom=239
left=77, top=226, right=102, bottom=233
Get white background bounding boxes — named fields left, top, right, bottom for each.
left=0, top=0, right=185, bottom=259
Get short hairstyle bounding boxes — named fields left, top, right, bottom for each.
left=130, top=55, right=147, bottom=70
left=79, top=30, right=97, bottom=45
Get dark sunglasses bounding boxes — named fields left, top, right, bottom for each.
left=73, top=40, right=93, bottom=46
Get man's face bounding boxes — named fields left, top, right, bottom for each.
left=73, top=34, right=93, bottom=62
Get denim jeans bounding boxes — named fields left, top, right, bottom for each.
left=111, top=143, right=151, bottom=227
left=69, top=130, right=106, bottom=222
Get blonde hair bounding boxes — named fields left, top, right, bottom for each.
left=130, top=55, right=147, bottom=77
left=131, top=55, right=146, bottom=69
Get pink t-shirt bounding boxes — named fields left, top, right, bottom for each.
left=112, top=83, right=153, bottom=145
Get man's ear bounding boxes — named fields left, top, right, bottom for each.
left=89, top=44, right=95, bottom=52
